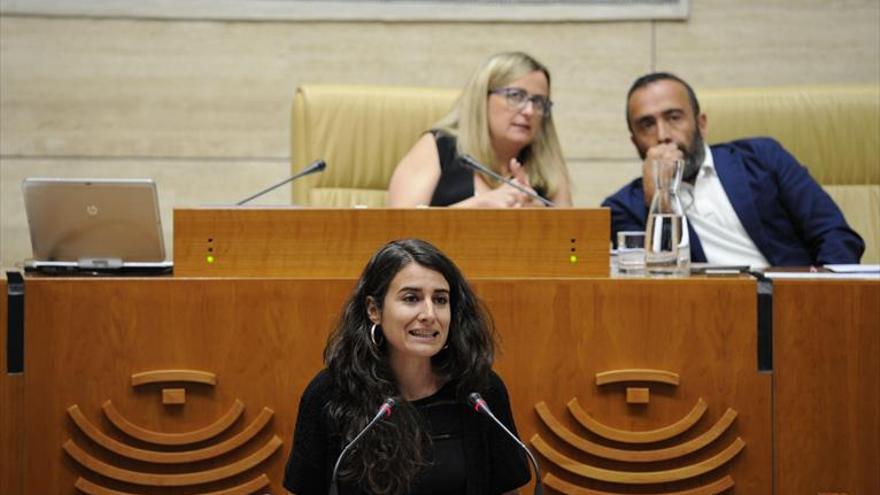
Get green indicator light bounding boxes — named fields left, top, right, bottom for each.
left=569, top=254, right=578, bottom=263
left=206, top=255, right=215, bottom=264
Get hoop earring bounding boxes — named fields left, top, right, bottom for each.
left=370, top=323, right=384, bottom=347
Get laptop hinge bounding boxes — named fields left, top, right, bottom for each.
left=78, top=258, right=124, bottom=269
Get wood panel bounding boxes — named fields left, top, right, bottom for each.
left=773, top=280, right=880, bottom=494
left=19, top=276, right=769, bottom=494
left=0, top=272, right=24, bottom=495
left=22, top=277, right=347, bottom=494
left=482, top=278, right=770, bottom=493
left=173, top=208, right=610, bottom=278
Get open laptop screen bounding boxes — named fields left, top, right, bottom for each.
left=22, top=178, right=170, bottom=271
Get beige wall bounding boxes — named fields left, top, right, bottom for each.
left=2, top=0, right=879, bottom=266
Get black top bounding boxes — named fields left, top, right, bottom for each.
left=405, top=385, right=467, bottom=493
left=428, top=130, right=548, bottom=206
left=429, top=131, right=475, bottom=207
left=283, top=369, right=530, bottom=495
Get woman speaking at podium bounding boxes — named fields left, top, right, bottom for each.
left=283, top=239, right=530, bottom=494
left=388, top=52, right=572, bottom=208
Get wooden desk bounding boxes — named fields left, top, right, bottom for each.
left=773, top=280, right=880, bottom=494
left=3, top=275, right=877, bottom=494
left=173, top=208, right=610, bottom=278
left=11, top=276, right=769, bottom=494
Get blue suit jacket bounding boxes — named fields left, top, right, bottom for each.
left=601, top=138, right=864, bottom=266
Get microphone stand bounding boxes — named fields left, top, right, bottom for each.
left=328, top=398, right=395, bottom=495
left=235, top=159, right=326, bottom=206
left=469, top=392, right=544, bottom=494
left=460, top=154, right=555, bottom=207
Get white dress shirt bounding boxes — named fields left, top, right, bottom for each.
left=678, top=145, right=770, bottom=268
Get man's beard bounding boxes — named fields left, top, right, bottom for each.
left=682, top=130, right=705, bottom=182
left=637, top=128, right=706, bottom=182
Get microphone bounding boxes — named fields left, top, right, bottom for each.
left=460, top=154, right=555, bottom=207
left=468, top=392, right=544, bottom=495
left=328, top=397, right=396, bottom=495
left=235, top=158, right=327, bottom=206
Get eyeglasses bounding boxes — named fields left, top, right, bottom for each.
left=489, top=87, right=553, bottom=117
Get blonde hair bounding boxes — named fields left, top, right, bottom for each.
left=434, top=52, right=570, bottom=198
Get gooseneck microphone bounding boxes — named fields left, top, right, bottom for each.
left=468, top=392, right=544, bottom=495
left=328, top=397, right=396, bottom=495
left=235, top=158, right=327, bottom=206
left=460, top=154, right=555, bottom=207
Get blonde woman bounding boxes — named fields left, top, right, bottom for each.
left=389, top=52, right=572, bottom=208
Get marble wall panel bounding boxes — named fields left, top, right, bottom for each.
left=655, top=0, right=880, bottom=88
left=569, top=157, right=643, bottom=208
left=0, top=17, right=650, bottom=161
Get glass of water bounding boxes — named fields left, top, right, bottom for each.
left=617, top=231, right=646, bottom=274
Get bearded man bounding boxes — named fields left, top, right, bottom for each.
left=602, top=72, right=864, bottom=267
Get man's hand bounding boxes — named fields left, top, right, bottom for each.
left=642, top=143, right=683, bottom=204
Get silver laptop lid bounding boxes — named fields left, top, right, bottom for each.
left=22, top=178, right=167, bottom=265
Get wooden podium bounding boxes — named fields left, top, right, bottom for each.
left=7, top=276, right=776, bottom=495
left=173, top=208, right=611, bottom=278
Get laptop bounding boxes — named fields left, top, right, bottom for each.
left=22, top=178, right=173, bottom=274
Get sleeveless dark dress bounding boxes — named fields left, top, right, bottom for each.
left=428, top=131, right=548, bottom=206
left=429, top=131, right=475, bottom=206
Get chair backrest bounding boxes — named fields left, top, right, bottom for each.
left=291, top=85, right=459, bottom=207
left=700, top=85, right=880, bottom=263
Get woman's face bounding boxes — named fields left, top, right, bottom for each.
left=368, top=263, right=452, bottom=364
left=487, top=70, right=549, bottom=153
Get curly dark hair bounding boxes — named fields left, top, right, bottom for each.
left=323, top=238, right=497, bottom=493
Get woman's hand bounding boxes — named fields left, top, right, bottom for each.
left=454, top=158, right=546, bottom=208
left=507, top=158, right=546, bottom=207
left=473, top=181, right=534, bottom=208
left=464, top=159, right=541, bottom=207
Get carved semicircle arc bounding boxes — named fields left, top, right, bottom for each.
left=543, top=472, right=734, bottom=495
left=567, top=397, right=707, bottom=444
left=75, top=474, right=270, bottom=495
left=102, top=399, right=244, bottom=446
left=595, top=369, right=680, bottom=386
left=67, top=404, right=274, bottom=463
left=131, top=369, right=218, bottom=387
left=535, top=401, right=738, bottom=462
left=63, top=436, right=283, bottom=486
left=530, top=433, right=745, bottom=484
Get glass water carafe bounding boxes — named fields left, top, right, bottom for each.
left=645, top=159, right=690, bottom=276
